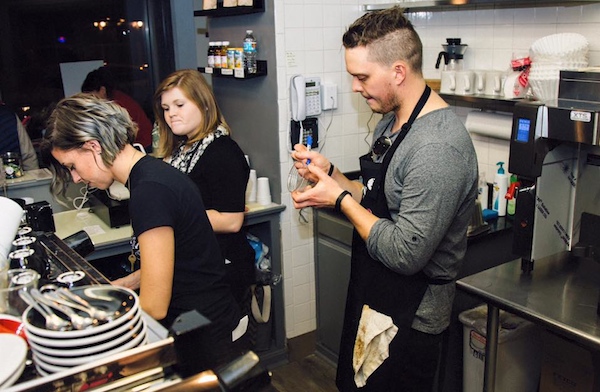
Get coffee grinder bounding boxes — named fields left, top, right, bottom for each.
left=435, top=38, right=468, bottom=71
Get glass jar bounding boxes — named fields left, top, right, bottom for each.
left=2, top=152, right=23, bottom=179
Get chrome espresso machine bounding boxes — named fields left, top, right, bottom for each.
left=509, top=69, right=600, bottom=275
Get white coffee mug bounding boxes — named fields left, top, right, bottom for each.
left=484, top=71, right=506, bottom=97
left=440, top=71, right=456, bottom=94
left=455, top=70, right=475, bottom=96
left=473, top=70, right=487, bottom=95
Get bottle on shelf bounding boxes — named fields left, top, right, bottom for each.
left=214, top=42, right=223, bottom=68
left=207, top=42, right=216, bottom=68
left=243, top=30, right=257, bottom=74
left=493, top=162, right=508, bottom=217
left=221, top=41, right=230, bottom=69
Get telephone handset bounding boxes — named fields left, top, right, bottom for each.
left=106, top=143, right=144, bottom=201
left=290, top=75, right=322, bottom=121
left=107, top=181, right=130, bottom=201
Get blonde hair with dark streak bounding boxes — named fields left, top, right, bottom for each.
left=41, top=93, right=137, bottom=198
left=342, top=6, right=423, bottom=76
left=153, top=69, right=230, bottom=159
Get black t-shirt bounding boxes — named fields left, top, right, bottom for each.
left=128, top=155, right=241, bottom=332
left=187, top=136, right=256, bottom=301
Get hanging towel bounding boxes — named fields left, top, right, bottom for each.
left=353, top=304, right=398, bottom=388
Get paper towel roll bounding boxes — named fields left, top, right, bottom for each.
left=465, top=111, right=513, bottom=140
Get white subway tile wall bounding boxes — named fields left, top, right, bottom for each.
left=275, top=0, right=600, bottom=338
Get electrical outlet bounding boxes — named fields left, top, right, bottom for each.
left=321, top=83, right=338, bottom=110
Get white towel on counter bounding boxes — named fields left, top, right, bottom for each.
left=352, top=304, right=398, bottom=388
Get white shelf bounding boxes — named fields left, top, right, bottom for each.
left=362, top=0, right=600, bottom=12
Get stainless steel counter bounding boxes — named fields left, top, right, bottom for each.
left=457, top=253, right=600, bottom=391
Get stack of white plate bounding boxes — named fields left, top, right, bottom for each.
left=529, top=33, right=589, bottom=101
left=22, top=285, right=148, bottom=376
left=0, top=334, right=28, bottom=388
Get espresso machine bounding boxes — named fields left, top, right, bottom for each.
left=509, top=69, right=600, bottom=274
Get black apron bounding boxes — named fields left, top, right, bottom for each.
left=336, top=86, right=433, bottom=391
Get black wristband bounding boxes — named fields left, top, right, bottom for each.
left=327, top=163, right=335, bottom=176
left=335, top=190, right=351, bottom=213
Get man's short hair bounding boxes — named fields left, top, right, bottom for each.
left=342, top=6, right=423, bottom=74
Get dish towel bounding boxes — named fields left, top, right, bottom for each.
left=353, top=304, right=398, bottom=388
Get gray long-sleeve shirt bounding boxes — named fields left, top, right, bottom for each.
left=367, top=108, right=478, bottom=334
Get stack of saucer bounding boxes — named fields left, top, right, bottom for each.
left=0, top=334, right=28, bottom=388
left=22, top=285, right=147, bottom=375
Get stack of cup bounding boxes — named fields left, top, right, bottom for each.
left=256, top=177, right=271, bottom=206
left=246, top=169, right=257, bottom=203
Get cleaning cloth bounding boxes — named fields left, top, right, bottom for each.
left=352, top=304, right=398, bottom=388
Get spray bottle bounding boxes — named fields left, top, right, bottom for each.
left=493, top=162, right=508, bottom=217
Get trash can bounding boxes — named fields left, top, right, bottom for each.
left=459, top=305, right=542, bottom=392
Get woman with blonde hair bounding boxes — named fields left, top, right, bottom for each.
left=154, top=69, right=255, bottom=309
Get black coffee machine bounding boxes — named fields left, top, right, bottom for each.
left=508, top=70, right=600, bottom=275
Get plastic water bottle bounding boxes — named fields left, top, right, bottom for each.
left=243, top=30, right=257, bottom=74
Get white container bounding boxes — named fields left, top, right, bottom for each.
left=459, top=305, right=542, bottom=392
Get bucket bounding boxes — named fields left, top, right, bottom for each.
left=459, top=305, right=542, bottom=392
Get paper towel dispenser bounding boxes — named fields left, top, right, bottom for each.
left=465, top=111, right=513, bottom=140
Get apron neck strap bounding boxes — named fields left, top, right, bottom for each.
left=383, top=85, right=431, bottom=167
left=402, top=84, right=431, bottom=134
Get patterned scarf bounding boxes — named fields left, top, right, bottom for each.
left=165, top=125, right=229, bottom=174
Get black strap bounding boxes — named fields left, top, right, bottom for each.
left=382, top=85, right=431, bottom=168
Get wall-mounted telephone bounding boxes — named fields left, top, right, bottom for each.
left=290, top=75, right=322, bottom=121
left=290, top=117, right=318, bottom=150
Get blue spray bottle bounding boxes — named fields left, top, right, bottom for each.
left=493, top=162, right=508, bottom=216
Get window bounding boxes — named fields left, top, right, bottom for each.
left=0, top=0, right=174, bottom=139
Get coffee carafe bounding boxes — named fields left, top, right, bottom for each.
left=436, top=38, right=468, bottom=71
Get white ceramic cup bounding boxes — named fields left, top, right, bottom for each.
left=246, top=169, right=257, bottom=203
left=484, top=71, right=506, bottom=97
left=440, top=71, right=456, bottom=94
left=0, top=197, right=25, bottom=261
left=473, top=70, right=487, bottom=95
left=0, top=269, right=40, bottom=316
left=256, top=177, right=271, bottom=206
left=455, top=70, right=475, bottom=95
